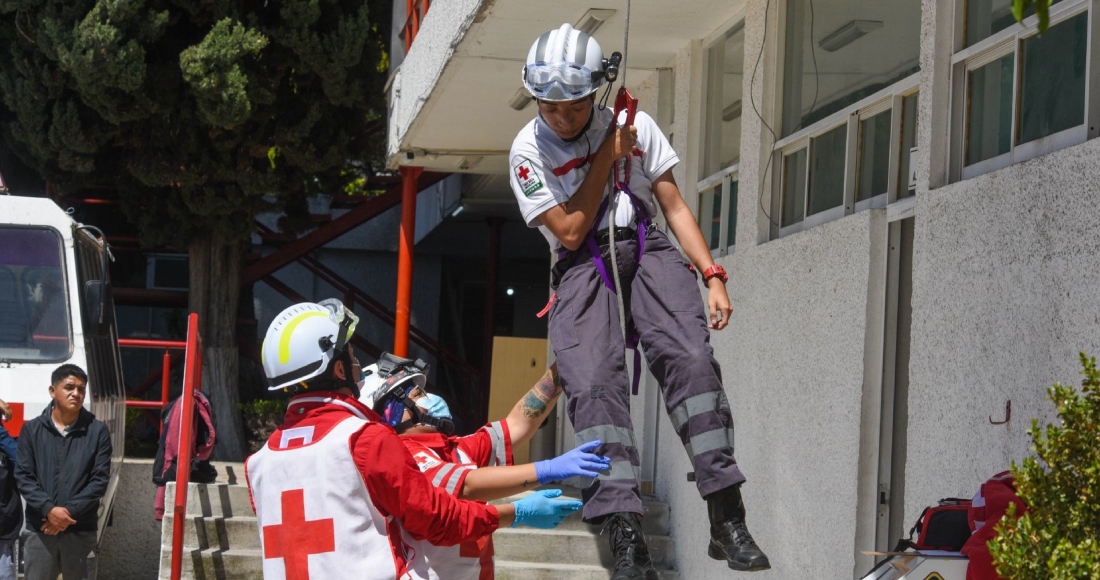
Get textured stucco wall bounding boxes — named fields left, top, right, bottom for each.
left=99, top=459, right=161, bottom=580
left=904, top=137, right=1100, bottom=525
left=657, top=211, right=882, bottom=580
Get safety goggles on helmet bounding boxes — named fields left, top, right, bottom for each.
left=316, top=298, right=358, bottom=353
left=523, top=62, right=603, bottom=101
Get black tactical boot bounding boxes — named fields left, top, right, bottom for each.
left=706, top=485, right=771, bottom=571
left=602, top=512, right=659, bottom=580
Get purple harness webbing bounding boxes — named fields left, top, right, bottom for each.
left=581, top=184, right=652, bottom=395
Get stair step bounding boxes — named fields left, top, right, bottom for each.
left=161, top=515, right=260, bottom=551
left=492, top=528, right=674, bottom=567
left=164, top=481, right=256, bottom=518
left=495, top=561, right=679, bottom=580
left=159, top=548, right=264, bottom=580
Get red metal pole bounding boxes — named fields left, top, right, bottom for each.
left=161, top=350, right=172, bottom=408
left=170, top=313, right=200, bottom=580
left=394, top=166, right=422, bottom=358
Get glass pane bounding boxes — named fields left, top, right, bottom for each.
left=857, top=110, right=892, bottom=202
left=966, top=0, right=1065, bottom=47
left=808, top=124, right=847, bottom=215
left=698, top=186, right=721, bottom=251
left=782, top=0, right=921, bottom=136
left=726, top=179, right=739, bottom=248
left=898, top=92, right=919, bottom=199
left=704, top=26, right=746, bottom=175
left=782, top=149, right=808, bottom=227
left=966, top=54, right=1014, bottom=166
left=1018, top=13, right=1087, bottom=145
left=0, top=227, right=71, bottom=361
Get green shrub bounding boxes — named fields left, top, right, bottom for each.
left=239, top=399, right=289, bottom=454
left=989, top=352, right=1100, bottom=579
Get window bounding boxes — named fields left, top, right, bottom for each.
left=951, top=0, right=1093, bottom=181
left=697, top=21, right=745, bottom=255
left=781, top=0, right=921, bottom=137
left=0, top=226, right=72, bottom=362
left=772, top=85, right=920, bottom=237
left=770, top=0, right=921, bottom=238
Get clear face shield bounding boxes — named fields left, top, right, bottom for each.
left=317, top=298, right=359, bottom=353
left=523, top=61, right=602, bottom=101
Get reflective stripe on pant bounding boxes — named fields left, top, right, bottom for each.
left=550, top=228, right=746, bottom=523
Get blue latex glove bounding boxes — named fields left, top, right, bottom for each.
left=511, top=489, right=583, bottom=528
left=535, top=440, right=611, bottom=484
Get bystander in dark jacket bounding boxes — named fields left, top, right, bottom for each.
left=14, top=364, right=111, bottom=580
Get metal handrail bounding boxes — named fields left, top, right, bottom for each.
left=170, top=313, right=202, bottom=580
left=120, top=339, right=185, bottom=410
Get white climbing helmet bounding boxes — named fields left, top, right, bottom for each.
left=522, top=23, right=607, bottom=102
left=261, top=299, right=359, bottom=391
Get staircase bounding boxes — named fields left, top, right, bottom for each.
left=492, top=489, right=679, bottom=580
left=158, top=469, right=678, bottom=579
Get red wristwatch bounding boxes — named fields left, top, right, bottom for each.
left=702, top=264, right=728, bottom=284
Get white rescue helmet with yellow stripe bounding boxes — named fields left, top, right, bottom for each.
left=261, top=299, right=359, bottom=391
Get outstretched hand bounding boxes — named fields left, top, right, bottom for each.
left=535, top=440, right=611, bottom=484
left=510, top=489, right=583, bottom=529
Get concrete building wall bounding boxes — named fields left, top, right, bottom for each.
left=905, top=137, right=1100, bottom=524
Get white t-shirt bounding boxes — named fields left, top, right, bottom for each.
left=509, top=106, right=679, bottom=251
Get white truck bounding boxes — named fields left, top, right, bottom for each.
left=0, top=192, right=126, bottom=539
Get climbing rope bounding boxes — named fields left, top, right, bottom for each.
left=607, top=0, right=632, bottom=390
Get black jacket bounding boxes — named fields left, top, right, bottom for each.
left=0, top=438, right=22, bottom=542
left=15, top=404, right=112, bottom=533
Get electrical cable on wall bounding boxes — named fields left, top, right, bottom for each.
left=752, top=0, right=821, bottom=229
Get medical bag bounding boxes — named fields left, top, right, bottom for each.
left=902, top=498, right=972, bottom=551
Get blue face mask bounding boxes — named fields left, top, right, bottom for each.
left=417, top=392, right=452, bottom=421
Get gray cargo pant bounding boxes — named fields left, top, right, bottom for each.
left=549, top=227, right=746, bottom=522
left=23, top=530, right=97, bottom=580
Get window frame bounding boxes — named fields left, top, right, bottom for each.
left=697, top=164, right=740, bottom=256
left=770, top=75, right=921, bottom=239
left=696, top=16, right=747, bottom=257
left=949, top=0, right=1097, bottom=183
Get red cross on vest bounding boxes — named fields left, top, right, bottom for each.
left=518, top=165, right=531, bottom=180
left=262, top=489, right=336, bottom=579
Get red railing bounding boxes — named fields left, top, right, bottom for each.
left=170, top=313, right=202, bottom=580
left=403, top=0, right=431, bottom=53
left=121, top=338, right=187, bottom=411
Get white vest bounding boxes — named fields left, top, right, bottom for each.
left=247, top=407, right=422, bottom=579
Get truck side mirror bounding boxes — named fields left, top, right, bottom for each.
left=83, top=280, right=114, bottom=339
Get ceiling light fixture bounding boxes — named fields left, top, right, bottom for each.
left=722, top=100, right=742, bottom=122
left=509, top=89, right=533, bottom=111
left=818, top=19, right=883, bottom=52
left=575, top=9, right=617, bottom=35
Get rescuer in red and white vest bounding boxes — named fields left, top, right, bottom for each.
left=361, top=357, right=610, bottom=580
left=246, top=300, right=583, bottom=580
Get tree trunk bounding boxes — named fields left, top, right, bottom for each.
left=189, top=230, right=248, bottom=461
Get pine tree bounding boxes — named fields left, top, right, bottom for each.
left=0, top=0, right=390, bottom=459
left=989, top=352, right=1100, bottom=579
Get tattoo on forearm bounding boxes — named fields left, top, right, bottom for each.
left=522, top=392, right=547, bottom=419
left=522, top=479, right=536, bottom=488
left=520, top=370, right=561, bottom=419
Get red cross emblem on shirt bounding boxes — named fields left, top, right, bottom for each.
left=262, top=489, right=336, bottom=579
left=517, top=165, right=531, bottom=180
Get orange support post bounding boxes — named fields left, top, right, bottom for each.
left=394, top=166, right=423, bottom=358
